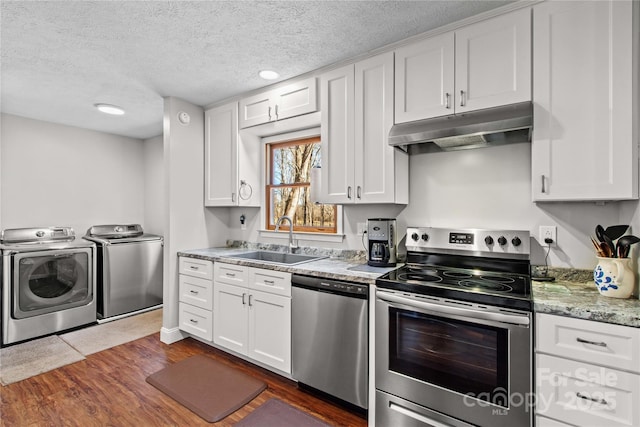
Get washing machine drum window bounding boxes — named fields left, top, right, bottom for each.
left=14, top=250, right=93, bottom=319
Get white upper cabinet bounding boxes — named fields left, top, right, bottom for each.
left=531, top=0, right=638, bottom=201
left=239, top=77, right=317, bottom=129
left=395, top=33, right=455, bottom=123
left=321, top=51, right=408, bottom=205
left=204, top=102, right=260, bottom=207
left=395, top=7, right=531, bottom=123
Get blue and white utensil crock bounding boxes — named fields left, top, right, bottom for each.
left=593, top=256, right=634, bottom=299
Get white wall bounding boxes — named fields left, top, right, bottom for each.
left=0, top=113, right=147, bottom=234
left=143, top=135, right=164, bottom=236
left=400, top=142, right=627, bottom=269
left=226, top=139, right=638, bottom=270
left=161, top=97, right=229, bottom=344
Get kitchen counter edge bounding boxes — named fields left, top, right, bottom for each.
left=178, top=248, right=640, bottom=328
left=177, top=247, right=396, bottom=285
left=533, top=280, right=640, bottom=328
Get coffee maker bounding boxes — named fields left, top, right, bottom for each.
left=367, top=218, right=397, bottom=267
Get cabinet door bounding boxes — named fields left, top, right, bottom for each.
left=320, top=64, right=355, bottom=204
left=455, top=7, right=531, bottom=113
left=355, top=51, right=405, bottom=204
left=247, top=290, right=291, bottom=373
left=213, top=282, right=248, bottom=354
left=204, top=103, right=238, bottom=206
left=532, top=0, right=637, bottom=201
left=239, top=91, right=273, bottom=129
left=273, top=77, right=317, bottom=121
left=394, top=33, right=454, bottom=123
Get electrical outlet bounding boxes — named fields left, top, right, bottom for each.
left=539, top=226, right=557, bottom=247
left=357, top=222, right=366, bottom=236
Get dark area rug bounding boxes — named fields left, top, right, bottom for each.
left=146, top=354, right=266, bottom=422
left=235, top=398, right=331, bottom=427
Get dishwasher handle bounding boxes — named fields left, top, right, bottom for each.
left=292, top=274, right=368, bottom=299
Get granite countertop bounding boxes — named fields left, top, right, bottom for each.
left=178, top=246, right=398, bottom=285
left=533, top=280, right=640, bottom=328
left=178, top=245, right=640, bottom=328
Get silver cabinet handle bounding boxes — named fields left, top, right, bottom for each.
left=347, top=186, right=352, bottom=199
left=576, top=337, right=607, bottom=347
left=189, top=266, right=199, bottom=270
left=274, top=104, right=279, bottom=120
left=541, top=175, right=546, bottom=193
left=248, top=294, right=253, bottom=306
left=189, top=290, right=199, bottom=294
left=232, top=192, right=236, bottom=202
left=268, top=106, right=272, bottom=121
left=445, top=92, right=451, bottom=109
left=460, top=90, right=466, bottom=107
left=264, top=279, right=275, bottom=285
left=357, top=186, right=362, bottom=199
left=189, top=318, right=198, bottom=324
left=242, top=293, right=246, bottom=305
left=576, top=392, right=608, bottom=405
left=226, top=272, right=236, bottom=277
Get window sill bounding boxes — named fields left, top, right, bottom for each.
left=258, top=229, right=345, bottom=244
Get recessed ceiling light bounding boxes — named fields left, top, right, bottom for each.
left=259, top=70, right=279, bottom=80
left=94, top=103, right=125, bottom=115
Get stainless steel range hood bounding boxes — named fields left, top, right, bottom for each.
left=389, top=101, right=533, bottom=151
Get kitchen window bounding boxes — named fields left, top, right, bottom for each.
left=265, top=136, right=337, bottom=233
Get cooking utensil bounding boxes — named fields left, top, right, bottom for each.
left=602, top=234, right=615, bottom=257
left=604, top=224, right=629, bottom=241
left=615, top=235, right=640, bottom=259
left=600, top=241, right=613, bottom=258
left=595, top=225, right=606, bottom=243
left=590, top=236, right=607, bottom=257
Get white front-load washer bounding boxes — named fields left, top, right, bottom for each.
left=1, top=226, right=97, bottom=346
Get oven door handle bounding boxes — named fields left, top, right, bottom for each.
left=377, top=291, right=530, bottom=326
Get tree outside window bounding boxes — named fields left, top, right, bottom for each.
left=266, top=136, right=336, bottom=233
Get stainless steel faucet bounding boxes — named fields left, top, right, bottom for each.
left=275, top=215, right=298, bottom=253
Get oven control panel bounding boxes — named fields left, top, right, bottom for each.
left=407, top=227, right=530, bottom=258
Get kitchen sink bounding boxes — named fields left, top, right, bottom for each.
left=224, top=251, right=326, bottom=266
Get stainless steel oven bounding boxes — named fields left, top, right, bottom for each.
left=375, top=227, right=533, bottom=427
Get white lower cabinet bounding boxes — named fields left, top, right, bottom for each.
left=177, top=257, right=214, bottom=341
left=535, top=313, right=640, bottom=427
left=213, top=263, right=291, bottom=373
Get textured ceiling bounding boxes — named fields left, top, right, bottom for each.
left=1, top=1, right=514, bottom=140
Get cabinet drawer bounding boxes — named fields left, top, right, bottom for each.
left=214, top=263, right=248, bottom=286
left=536, top=314, right=640, bottom=373
left=179, top=257, right=213, bottom=280
left=179, top=275, right=213, bottom=310
left=178, top=302, right=212, bottom=341
left=249, top=267, right=291, bottom=297
left=536, top=354, right=640, bottom=427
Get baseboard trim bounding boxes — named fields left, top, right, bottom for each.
left=160, top=326, right=185, bottom=344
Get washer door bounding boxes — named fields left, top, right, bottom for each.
left=13, top=248, right=93, bottom=319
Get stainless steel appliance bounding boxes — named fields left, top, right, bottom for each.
left=84, top=224, right=163, bottom=321
left=1, top=227, right=97, bottom=345
left=367, top=218, right=397, bottom=267
left=375, top=227, right=533, bottom=427
left=291, top=274, right=369, bottom=409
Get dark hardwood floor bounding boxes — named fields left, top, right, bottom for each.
left=0, top=334, right=367, bottom=426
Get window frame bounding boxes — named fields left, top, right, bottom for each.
left=265, top=136, right=337, bottom=234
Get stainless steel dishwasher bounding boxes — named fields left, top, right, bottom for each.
left=292, top=274, right=369, bottom=409
left=84, top=224, right=163, bottom=321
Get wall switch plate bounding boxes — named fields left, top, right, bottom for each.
left=539, top=226, right=557, bottom=247
left=357, top=222, right=366, bottom=236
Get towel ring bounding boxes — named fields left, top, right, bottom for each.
left=239, top=180, right=253, bottom=200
